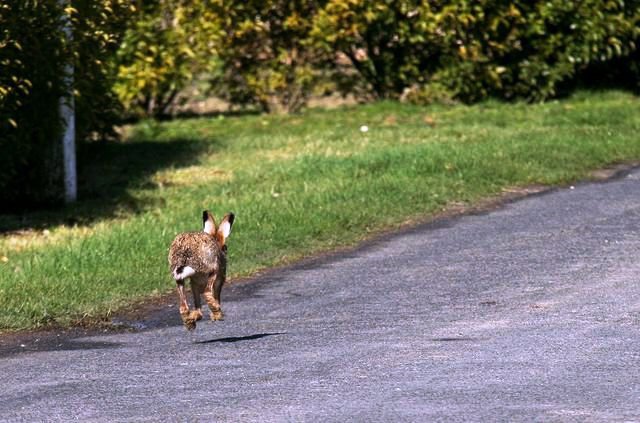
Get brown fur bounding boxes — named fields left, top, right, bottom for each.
left=168, top=211, right=234, bottom=331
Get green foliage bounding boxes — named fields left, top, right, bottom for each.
left=113, top=0, right=219, bottom=118
left=210, top=0, right=327, bottom=113
left=71, top=0, right=132, bottom=139
left=309, top=0, right=640, bottom=103
left=0, top=1, right=132, bottom=210
left=400, top=81, right=457, bottom=106
left=437, top=0, right=640, bottom=102
left=0, top=2, right=67, bottom=209
left=310, top=0, right=451, bottom=99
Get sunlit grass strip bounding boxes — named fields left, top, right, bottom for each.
left=0, top=90, right=638, bottom=330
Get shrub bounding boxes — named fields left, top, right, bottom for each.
left=0, top=1, right=132, bottom=210
left=400, top=81, right=457, bottom=106
left=310, top=0, right=639, bottom=103
left=310, top=0, right=452, bottom=100
left=439, top=0, right=640, bottom=102
left=0, top=2, right=67, bottom=209
left=209, top=0, right=327, bottom=113
left=71, top=0, right=132, bottom=139
left=113, top=0, right=219, bottom=118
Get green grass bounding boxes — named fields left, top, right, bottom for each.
left=1, top=90, right=639, bottom=331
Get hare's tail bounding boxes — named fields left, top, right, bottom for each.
left=172, top=265, right=196, bottom=281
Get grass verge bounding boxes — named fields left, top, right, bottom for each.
left=1, top=90, right=639, bottom=331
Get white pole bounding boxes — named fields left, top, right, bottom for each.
left=59, top=2, right=77, bottom=203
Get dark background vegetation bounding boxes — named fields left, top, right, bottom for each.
left=1, top=0, right=639, bottom=211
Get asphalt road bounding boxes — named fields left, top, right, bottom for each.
left=1, top=168, right=640, bottom=422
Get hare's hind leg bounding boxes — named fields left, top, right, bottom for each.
left=204, top=273, right=224, bottom=321
left=176, top=281, right=197, bottom=331
left=189, top=277, right=205, bottom=323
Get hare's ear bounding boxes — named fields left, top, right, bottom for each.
left=216, top=213, right=235, bottom=246
left=202, top=210, right=216, bottom=235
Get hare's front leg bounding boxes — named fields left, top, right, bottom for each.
left=176, top=281, right=197, bottom=331
left=204, top=272, right=224, bottom=321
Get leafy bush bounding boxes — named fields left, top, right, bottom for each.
left=438, top=0, right=640, bottom=102
left=114, top=1, right=640, bottom=114
left=113, top=0, right=219, bottom=118
left=309, top=0, right=639, bottom=103
left=0, top=1, right=131, bottom=210
left=310, top=0, right=451, bottom=100
left=400, top=81, right=457, bottom=106
left=210, top=0, right=327, bottom=113
left=0, top=2, right=67, bottom=209
left=71, top=1, right=132, bottom=139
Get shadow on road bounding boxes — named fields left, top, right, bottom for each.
left=0, top=338, right=121, bottom=359
left=195, top=332, right=286, bottom=344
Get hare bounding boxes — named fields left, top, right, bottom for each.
left=168, top=210, right=235, bottom=331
